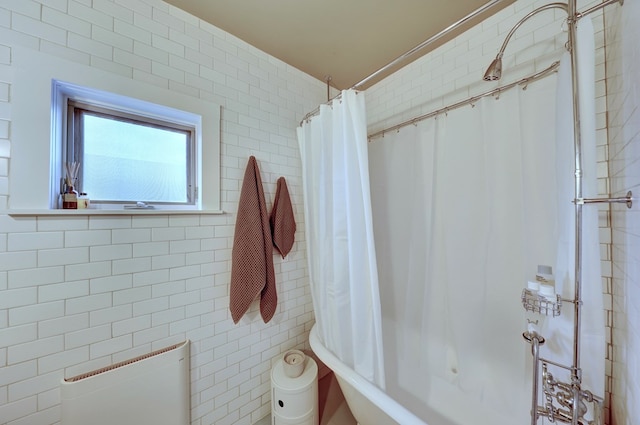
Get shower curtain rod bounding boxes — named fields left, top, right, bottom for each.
left=299, top=0, right=507, bottom=126
left=299, top=0, right=617, bottom=128
left=367, top=60, right=560, bottom=140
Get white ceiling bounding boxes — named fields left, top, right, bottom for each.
left=163, top=0, right=515, bottom=90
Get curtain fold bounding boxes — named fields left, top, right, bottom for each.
left=297, top=89, right=385, bottom=388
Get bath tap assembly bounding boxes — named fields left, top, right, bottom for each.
left=522, top=316, right=604, bottom=425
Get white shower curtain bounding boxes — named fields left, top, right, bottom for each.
left=297, top=89, right=385, bottom=388
left=368, top=19, right=603, bottom=422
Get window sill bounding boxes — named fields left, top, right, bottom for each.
left=5, top=209, right=225, bottom=217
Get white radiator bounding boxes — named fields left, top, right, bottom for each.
left=60, top=340, right=190, bottom=425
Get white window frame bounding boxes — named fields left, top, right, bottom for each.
left=59, top=84, right=199, bottom=209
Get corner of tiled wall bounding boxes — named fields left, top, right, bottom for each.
left=603, top=0, right=640, bottom=424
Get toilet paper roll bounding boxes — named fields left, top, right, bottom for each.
left=282, top=349, right=306, bottom=378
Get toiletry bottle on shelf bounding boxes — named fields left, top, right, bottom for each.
left=536, top=265, right=555, bottom=300
left=78, top=193, right=90, bottom=209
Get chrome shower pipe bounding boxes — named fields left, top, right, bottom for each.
left=566, top=1, right=583, bottom=424
left=483, top=3, right=568, bottom=81
left=530, top=333, right=543, bottom=425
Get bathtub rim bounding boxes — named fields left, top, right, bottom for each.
left=309, top=323, right=427, bottom=425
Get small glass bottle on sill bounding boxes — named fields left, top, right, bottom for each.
left=63, top=185, right=78, bottom=209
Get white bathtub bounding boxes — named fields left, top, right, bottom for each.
left=310, top=323, right=428, bottom=425
left=309, top=322, right=529, bottom=425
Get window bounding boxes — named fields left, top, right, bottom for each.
left=9, top=48, right=220, bottom=212
left=66, top=100, right=196, bottom=207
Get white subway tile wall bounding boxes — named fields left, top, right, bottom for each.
left=365, top=0, right=614, bottom=422
left=604, top=1, right=640, bottom=424
left=0, top=1, right=324, bottom=424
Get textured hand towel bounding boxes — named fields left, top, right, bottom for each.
left=230, top=156, right=277, bottom=324
left=270, top=177, right=296, bottom=258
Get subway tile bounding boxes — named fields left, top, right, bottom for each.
left=132, top=215, right=169, bottom=228
left=64, top=229, right=111, bottom=247
left=132, top=268, right=169, bottom=286
left=11, top=13, right=67, bottom=46
left=42, top=6, right=92, bottom=37
left=133, top=240, right=169, bottom=257
left=90, top=304, right=132, bottom=327
left=114, top=47, right=152, bottom=73
left=133, top=13, right=169, bottom=38
left=42, top=39, right=94, bottom=67
left=64, top=323, right=111, bottom=349
left=0, top=323, right=36, bottom=349
left=9, top=301, right=65, bottom=328
left=90, top=274, right=132, bottom=294
left=37, top=216, right=89, bottom=232
left=169, top=289, right=200, bottom=308
left=0, top=287, right=36, bottom=310
left=151, top=253, right=185, bottom=270
left=90, top=334, right=131, bottom=359
left=66, top=293, right=112, bottom=315
left=151, top=280, right=184, bottom=298
left=169, top=264, right=200, bottom=281
left=170, top=239, right=201, bottom=254
left=93, top=0, right=134, bottom=23
left=64, top=260, right=111, bottom=281
left=68, top=32, right=113, bottom=59
left=8, top=370, right=62, bottom=402
left=0, top=396, right=37, bottom=423
left=111, top=228, right=151, bottom=244
left=89, top=216, right=132, bottom=230
left=7, top=335, right=64, bottom=364
left=112, top=314, right=150, bottom=336
left=133, top=324, right=169, bottom=346
left=68, top=1, right=114, bottom=29
left=38, top=280, right=89, bottom=303
left=151, top=306, right=185, bottom=326
left=114, top=19, right=152, bottom=45
left=112, top=256, right=151, bottom=275
left=112, top=285, right=151, bottom=306
left=38, top=247, right=89, bottom=267
left=90, top=243, right=132, bottom=262
left=0, top=251, right=37, bottom=271
left=38, top=346, right=88, bottom=375
left=7, top=266, right=64, bottom=289
left=38, top=313, right=89, bottom=338
left=133, top=296, right=168, bottom=316
left=169, top=315, right=200, bottom=335
left=152, top=226, right=185, bottom=241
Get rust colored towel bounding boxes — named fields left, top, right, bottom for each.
left=230, top=156, right=277, bottom=324
left=270, top=177, right=296, bottom=258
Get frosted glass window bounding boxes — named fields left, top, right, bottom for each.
left=68, top=102, right=196, bottom=206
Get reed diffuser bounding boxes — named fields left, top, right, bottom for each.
left=62, top=161, right=80, bottom=209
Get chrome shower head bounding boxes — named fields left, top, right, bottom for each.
left=482, top=3, right=568, bottom=83
left=483, top=57, right=502, bottom=81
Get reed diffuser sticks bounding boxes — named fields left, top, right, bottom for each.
left=65, top=161, right=79, bottom=188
